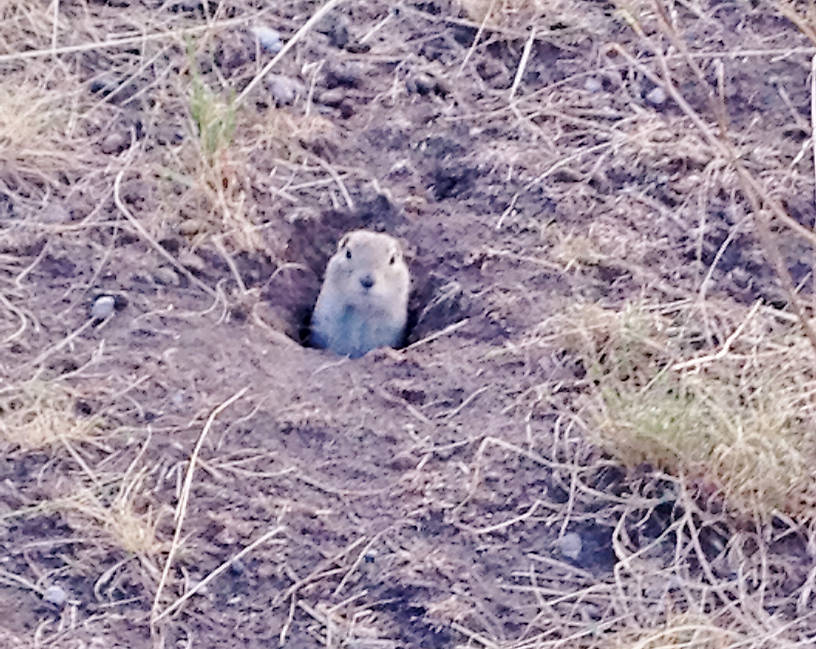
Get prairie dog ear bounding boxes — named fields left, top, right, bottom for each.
left=337, top=233, right=350, bottom=250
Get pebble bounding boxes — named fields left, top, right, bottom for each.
left=646, top=86, right=667, bottom=105
left=325, top=63, right=361, bottom=88
left=89, top=76, right=118, bottom=95
left=43, top=585, right=67, bottom=606
left=91, top=295, right=116, bottom=319
left=406, top=73, right=436, bottom=96
left=101, top=131, right=128, bottom=154
left=179, top=219, right=201, bottom=235
left=265, top=74, right=302, bottom=106
left=584, top=77, right=602, bottom=93
left=319, top=89, right=345, bottom=107
left=251, top=26, right=283, bottom=54
left=557, top=532, right=583, bottom=560
left=329, top=23, right=349, bottom=49
left=152, top=266, right=180, bottom=286
left=39, top=203, right=70, bottom=224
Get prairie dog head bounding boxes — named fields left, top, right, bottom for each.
left=324, top=230, right=409, bottom=310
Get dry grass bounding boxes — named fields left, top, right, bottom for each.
left=0, top=374, right=163, bottom=557
left=0, top=379, right=105, bottom=451
left=158, top=53, right=339, bottom=251
left=538, top=299, right=816, bottom=521
left=0, top=71, right=95, bottom=192
left=600, top=613, right=753, bottom=649
left=457, top=0, right=606, bottom=31
left=165, top=55, right=256, bottom=249
left=459, top=0, right=541, bottom=23
left=2, top=0, right=816, bottom=647
left=61, top=479, right=167, bottom=558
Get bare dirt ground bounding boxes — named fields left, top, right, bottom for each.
left=3, top=0, right=816, bottom=647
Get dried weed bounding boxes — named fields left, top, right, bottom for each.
left=0, top=379, right=104, bottom=451
left=601, top=613, right=749, bottom=649
left=64, top=480, right=167, bottom=558
left=544, top=299, right=816, bottom=521
left=0, top=72, right=93, bottom=190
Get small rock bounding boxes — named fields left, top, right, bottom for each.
left=101, top=131, right=128, bottom=154
left=251, top=26, right=283, bottom=54
left=89, top=76, right=118, bottom=95
left=646, top=86, right=667, bottom=105
left=325, top=63, right=361, bottom=88
left=159, top=238, right=181, bottom=254
left=265, top=74, right=302, bottom=106
left=179, top=219, right=201, bottom=235
left=43, top=585, right=67, bottom=606
left=584, top=77, right=602, bottom=93
left=91, top=295, right=116, bottom=320
left=319, top=88, right=345, bottom=107
left=557, top=532, right=583, bottom=560
left=214, top=40, right=252, bottom=74
left=345, top=42, right=370, bottom=54
left=171, top=0, right=199, bottom=11
left=229, top=559, right=245, bottom=575
left=386, top=160, right=414, bottom=180
left=152, top=266, right=180, bottom=287
left=39, top=203, right=70, bottom=224
left=407, top=73, right=436, bottom=96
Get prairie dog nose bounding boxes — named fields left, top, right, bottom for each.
left=360, top=274, right=375, bottom=289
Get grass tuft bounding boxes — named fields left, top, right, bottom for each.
left=0, top=380, right=104, bottom=451
left=0, top=73, right=91, bottom=188
left=601, top=613, right=748, bottom=649
left=188, top=51, right=237, bottom=162
left=67, top=481, right=167, bottom=557
left=548, top=301, right=816, bottom=520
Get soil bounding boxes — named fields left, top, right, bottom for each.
left=2, top=1, right=816, bottom=647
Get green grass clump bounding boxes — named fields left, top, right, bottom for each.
left=189, top=73, right=236, bottom=161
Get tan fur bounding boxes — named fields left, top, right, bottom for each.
left=311, top=230, right=410, bottom=358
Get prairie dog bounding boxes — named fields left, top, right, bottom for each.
left=311, top=230, right=410, bottom=358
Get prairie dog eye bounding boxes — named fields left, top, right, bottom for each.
left=345, top=249, right=352, bottom=260
left=389, top=254, right=396, bottom=265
